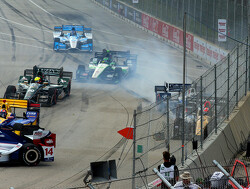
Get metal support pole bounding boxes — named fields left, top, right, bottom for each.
left=200, top=76, right=203, bottom=149
left=181, top=12, right=187, bottom=166
left=132, top=110, right=136, bottom=189
left=153, top=168, right=175, bottom=189
left=241, top=0, right=244, bottom=41
left=166, top=96, right=170, bottom=152
left=234, top=0, right=236, bottom=40
left=227, top=55, right=230, bottom=120
left=236, top=45, right=239, bottom=107
left=246, top=37, right=248, bottom=95
left=214, top=65, right=217, bottom=134
left=213, top=160, right=244, bottom=189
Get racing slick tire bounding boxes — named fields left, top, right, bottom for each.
left=4, top=85, right=16, bottom=99
left=76, top=65, right=85, bottom=80
left=20, top=143, right=41, bottom=166
left=113, top=67, right=122, bottom=83
left=48, top=88, right=57, bottom=106
left=87, top=39, right=93, bottom=52
left=66, top=81, right=71, bottom=96
left=53, top=38, right=60, bottom=51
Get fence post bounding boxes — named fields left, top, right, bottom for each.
left=214, top=64, right=217, bottom=134
left=245, top=37, right=248, bottom=95
left=227, top=54, right=230, bottom=120
left=236, top=45, right=239, bottom=107
left=200, top=76, right=203, bottom=149
left=132, top=110, right=136, bottom=189
left=166, top=96, right=170, bottom=152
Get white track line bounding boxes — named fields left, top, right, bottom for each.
left=0, top=38, right=52, bottom=51
left=0, top=15, right=52, bottom=33
left=0, top=31, right=53, bottom=43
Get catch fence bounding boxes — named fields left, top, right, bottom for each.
left=133, top=38, right=249, bottom=188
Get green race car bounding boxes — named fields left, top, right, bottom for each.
left=76, top=49, right=137, bottom=83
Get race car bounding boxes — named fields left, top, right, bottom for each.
left=76, top=49, right=137, bottom=83
left=53, top=25, right=93, bottom=52
left=0, top=99, right=40, bottom=128
left=4, top=65, right=72, bottom=106
left=0, top=99, right=56, bottom=166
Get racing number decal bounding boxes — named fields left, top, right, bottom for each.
left=45, top=148, right=53, bottom=156
left=42, top=146, right=54, bottom=158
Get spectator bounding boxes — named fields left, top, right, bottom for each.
left=158, top=151, right=179, bottom=188
left=174, top=171, right=201, bottom=189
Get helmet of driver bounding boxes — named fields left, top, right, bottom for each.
left=0, top=109, right=7, bottom=118
left=34, top=77, right=42, bottom=83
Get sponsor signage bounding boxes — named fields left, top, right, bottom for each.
left=218, top=19, right=227, bottom=42
left=167, top=83, right=191, bottom=92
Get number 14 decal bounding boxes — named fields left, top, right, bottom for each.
left=45, top=148, right=53, bottom=156
left=43, top=146, right=54, bottom=158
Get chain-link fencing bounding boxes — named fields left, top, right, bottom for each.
left=133, top=37, right=249, bottom=188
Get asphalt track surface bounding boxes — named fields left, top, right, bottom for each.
left=0, top=1, right=210, bottom=188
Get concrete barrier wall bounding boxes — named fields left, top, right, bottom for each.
left=184, top=92, right=250, bottom=169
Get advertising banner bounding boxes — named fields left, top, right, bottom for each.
left=159, top=21, right=173, bottom=41
left=150, top=17, right=160, bottom=34
left=194, top=37, right=207, bottom=60
left=218, top=19, right=227, bottom=42
left=186, top=33, right=194, bottom=51
left=172, top=27, right=183, bottom=47
left=142, top=13, right=150, bottom=30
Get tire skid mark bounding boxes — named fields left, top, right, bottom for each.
left=81, top=90, right=89, bottom=112
left=29, top=11, right=45, bottom=61
left=3, top=0, right=53, bottom=31
left=0, top=6, right=16, bottom=62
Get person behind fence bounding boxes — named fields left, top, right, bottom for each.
left=158, top=151, right=179, bottom=188
left=174, top=171, right=201, bottom=189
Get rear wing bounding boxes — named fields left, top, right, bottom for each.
left=155, top=86, right=167, bottom=94
left=0, top=99, right=40, bottom=109
left=94, top=50, right=136, bottom=61
left=62, top=25, right=84, bottom=32
left=24, top=66, right=72, bottom=79
left=54, top=26, right=62, bottom=31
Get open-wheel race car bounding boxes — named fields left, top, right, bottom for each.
left=76, top=49, right=137, bottom=83
left=0, top=99, right=56, bottom=166
left=53, top=25, right=93, bottom=52
left=4, top=65, right=72, bottom=106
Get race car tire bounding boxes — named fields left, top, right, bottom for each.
left=18, top=93, right=25, bottom=100
left=21, top=143, right=41, bottom=166
left=77, top=65, right=85, bottom=72
left=53, top=38, right=60, bottom=51
left=54, top=38, right=60, bottom=42
left=76, top=65, right=85, bottom=80
left=4, top=85, right=16, bottom=99
left=87, top=39, right=93, bottom=44
left=48, top=88, right=57, bottom=106
left=66, top=81, right=71, bottom=96
left=87, top=39, right=93, bottom=52
left=113, top=67, right=122, bottom=82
